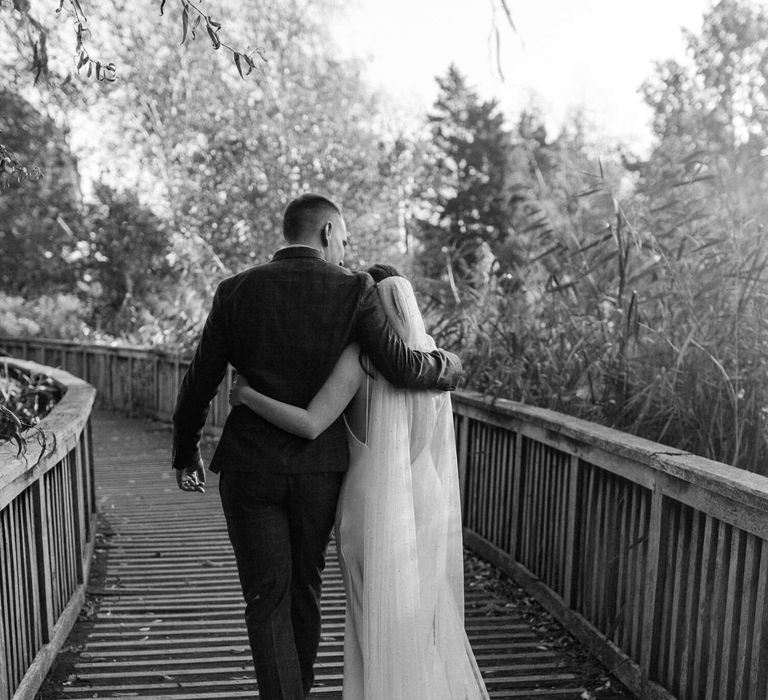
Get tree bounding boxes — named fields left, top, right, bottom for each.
left=625, top=0, right=768, bottom=471
left=79, top=2, right=413, bottom=294
left=0, top=0, right=266, bottom=185
left=82, top=184, right=177, bottom=334
left=414, top=65, right=518, bottom=291
left=0, top=89, right=84, bottom=294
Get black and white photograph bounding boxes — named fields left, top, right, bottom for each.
left=1, top=1, right=766, bottom=698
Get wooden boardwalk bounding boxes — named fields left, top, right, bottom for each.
left=36, top=412, right=632, bottom=700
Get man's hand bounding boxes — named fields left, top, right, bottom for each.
left=176, top=458, right=206, bottom=494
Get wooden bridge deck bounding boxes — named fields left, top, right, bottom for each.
left=36, top=412, right=632, bottom=700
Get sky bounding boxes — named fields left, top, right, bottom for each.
left=331, top=0, right=716, bottom=154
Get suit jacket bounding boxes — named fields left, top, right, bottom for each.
left=172, top=246, right=462, bottom=474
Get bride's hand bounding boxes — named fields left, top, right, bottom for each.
left=228, top=373, right=250, bottom=406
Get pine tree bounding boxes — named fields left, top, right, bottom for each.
left=414, top=65, right=517, bottom=291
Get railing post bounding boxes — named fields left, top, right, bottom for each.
left=32, top=479, right=54, bottom=644
left=563, top=453, right=580, bottom=608
left=0, top=553, right=9, bottom=700
left=508, top=432, right=523, bottom=562
left=640, top=479, right=664, bottom=690
left=457, top=414, right=469, bottom=520
left=69, top=449, right=85, bottom=584
left=126, top=355, right=133, bottom=414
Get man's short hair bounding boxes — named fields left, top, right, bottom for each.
left=283, top=193, right=342, bottom=242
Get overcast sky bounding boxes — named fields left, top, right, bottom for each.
left=331, top=0, right=715, bottom=153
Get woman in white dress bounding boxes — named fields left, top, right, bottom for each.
left=229, top=269, right=489, bottom=700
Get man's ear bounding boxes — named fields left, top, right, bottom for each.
left=321, top=221, right=332, bottom=247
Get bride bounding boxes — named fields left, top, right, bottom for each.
left=229, top=267, right=489, bottom=700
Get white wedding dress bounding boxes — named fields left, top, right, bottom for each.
left=334, top=277, right=489, bottom=700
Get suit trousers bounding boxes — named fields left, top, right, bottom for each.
left=219, top=469, right=344, bottom=700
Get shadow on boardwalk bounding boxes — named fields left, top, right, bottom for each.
left=36, top=412, right=633, bottom=700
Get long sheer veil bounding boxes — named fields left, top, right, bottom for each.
left=358, top=276, right=488, bottom=700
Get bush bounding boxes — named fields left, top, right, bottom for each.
left=0, top=361, right=62, bottom=456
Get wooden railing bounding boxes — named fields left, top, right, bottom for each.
left=0, top=357, right=96, bottom=700
left=3, top=336, right=768, bottom=700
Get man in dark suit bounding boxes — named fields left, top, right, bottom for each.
left=171, top=193, right=462, bottom=700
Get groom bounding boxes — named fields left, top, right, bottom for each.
left=171, top=193, right=462, bottom=700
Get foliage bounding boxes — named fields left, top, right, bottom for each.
left=415, top=38, right=768, bottom=474
left=0, top=293, right=90, bottom=338
left=0, top=0, right=267, bottom=186
left=414, top=65, right=519, bottom=291
left=0, top=89, right=84, bottom=294
left=80, top=184, right=178, bottom=335
left=0, top=361, right=61, bottom=456
left=80, top=1, right=412, bottom=304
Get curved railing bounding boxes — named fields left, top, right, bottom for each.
left=3, top=336, right=768, bottom=700
left=0, top=357, right=96, bottom=700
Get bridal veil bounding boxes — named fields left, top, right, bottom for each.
left=340, top=276, right=488, bottom=700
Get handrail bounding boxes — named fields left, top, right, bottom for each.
left=0, top=357, right=97, bottom=700
left=3, top=336, right=767, bottom=699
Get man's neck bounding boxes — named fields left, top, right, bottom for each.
left=281, top=243, right=321, bottom=252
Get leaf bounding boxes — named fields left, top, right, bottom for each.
left=180, top=2, right=189, bottom=44
left=234, top=52, right=244, bottom=79
left=207, top=24, right=220, bottom=49
left=191, top=14, right=201, bottom=39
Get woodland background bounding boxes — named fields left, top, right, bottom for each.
left=2, top=0, right=768, bottom=473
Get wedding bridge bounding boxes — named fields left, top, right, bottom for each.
left=2, top=338, right=768, bottom=700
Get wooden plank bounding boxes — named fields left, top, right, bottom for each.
left=678, top=509, right=701, bottom=698
left=498, top=429, right=513, bottom=554
left=31, top=411, right=635, bottom=700
left=596, top=469, right=610, bottom=634
left=659, top=505, right=691, bottom=688
left=719, top=527, right=744, bottom=699
left=748, top=540, right=768, bottom=700
left=563, top=455, right=579, bottom=608
left=0, top=509, right=9, bottom=700
left=656, top=488, right=674, bottom=680
left=734, top=534, right=758, bottom=699
left=660, top=471, right=768, bottom=541
left=520, top=438, right=535, bottom=568
left=452, top=391, right=768, bottom=515
left=22, top=490, right=43, bottom=664
left=8, top=500, right=26, bottom=687
left=703, top=517, right=729, bottom=699
left=640, top=482, right=662, bottom=678
left=612, top=468, right=629, bottom=648
left=464, top=530, right=673, bottom=700
left=508, top=433, right=523, bottom=562
left=457, top=415, right=469, bottom=519
left=691, top=514, right=715, bottom=699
